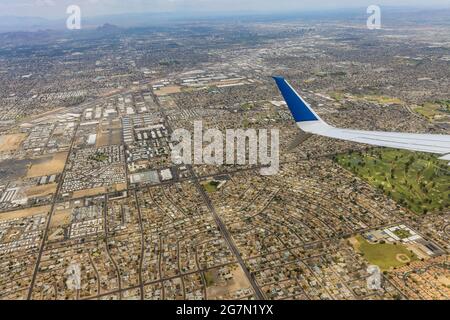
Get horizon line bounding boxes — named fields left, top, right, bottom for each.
left=2, top=4, right=450, bottom=21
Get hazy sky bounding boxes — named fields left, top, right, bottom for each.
left=1, top=0, right=449, bottom=18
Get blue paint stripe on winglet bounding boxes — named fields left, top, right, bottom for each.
left=273, top=76, right=318, bottom=122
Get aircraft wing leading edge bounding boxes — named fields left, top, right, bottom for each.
left=273, top=76, right=450, bottom=163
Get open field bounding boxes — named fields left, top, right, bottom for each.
left=206, top=264, right=251, bottom=299
left=336, top=149, right=450, bottom=214
left=96, top=120, right=122, bottom=147
left=0, top=158, right=32, bottom=180
left=413, top=101, right=450, bottom=122
left=24, top=183, right=57, bottom=198
left=26, top=152, right=68, bottom=178
left=202, top=180, right=220, bottom=193
left=115, top=183, right=127, bottom=192
left=72, top=186, right=107, bottom=198
left=329, top=91, right=345, bottom=102
left=0, top=205, right=51, bottom=221
left=96, top=129, right=122, bottom=147
left=47, top=208, right=72, bottom=242
left=359, top=95, right=404, bottom=105
left=154, top=85, right=182, bottom=96
left=352, top=235, right=417, bottom=271
left=49, top=208, right=72, bottom=228
left=0, top=133, right=27, bottom=152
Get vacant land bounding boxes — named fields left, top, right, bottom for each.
left=413, top=101, right=450, bottom=122
left=27, top=152, right=68, bottom=178
left=154, top=85, right=182, bottom=96
left=329, top=91, right=345, bottom=102
left=0, top=158, right=32, bottom=180
left=96, top=120, right=122, bottom=147
left=96, top=129, right=122, bottom=147
left=115, top=183, right=127, bottom=192
left=24, top=183, right=57, bottom=198
left=206, top=264, right=251, bottom=299
left=49, top=208, right=72, bottom=228
left=0, top=133, right=27, bottom=152
left=352, top=235, right=417, bottom=271
left=47, top=208, right=72, bottom=242
left=336, top=149, right=450, bottom=214
left=360, top=95, right=404, bottom=105
left=0, top=205, right=51, bottom=221
left=72, top=186, right=107, bottom=198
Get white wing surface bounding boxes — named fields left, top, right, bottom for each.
left=273, top=76, right=450, bottom=163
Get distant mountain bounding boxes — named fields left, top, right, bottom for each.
left=0, top=12, right=176, bottom=33
left=1, top=6, right=449, bottom=34
left=85, top=12, right=183, bottom=27
left=96, top=23, right=121, bottom=32
left=0, top=16, right=60, bottom=32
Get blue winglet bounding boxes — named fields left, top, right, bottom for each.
left=273, top=76, right=318, bottom=122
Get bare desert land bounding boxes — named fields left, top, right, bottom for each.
left=0, top=133, right=26, bottom=152
left=26, top=152, right=68, bottom=178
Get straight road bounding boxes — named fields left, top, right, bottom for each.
left=27, top=123, right=80, bottom=300
left=153, top=92, right=265, bottom=300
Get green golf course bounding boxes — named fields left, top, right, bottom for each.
left=336, top=148, right=449, bottom=214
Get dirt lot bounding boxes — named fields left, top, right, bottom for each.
left=154, top=85, right=182, bottom=96
left=0, top=205, right=51, bottom=222
left=206, top=264, right=251, bottom=299
left=0, top=133, right=27, bottom=152
left=115, top=183, right=127, bottom=192
left=72, top=186, right=107, bottom=198
left=96, top=119, right=122, bottom=147
left=47, top=208, right=72, bottom=242
left=24, top=183, right=57, bottom=198
left=49, top=208, right=72, bottom=228
left=96, top=129, right=122, bottom=147
left=26, top=152, right=68, bottom=178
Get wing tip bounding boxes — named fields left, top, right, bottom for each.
left=272, top=76, right=320, bottom=123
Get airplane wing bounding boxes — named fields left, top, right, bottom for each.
left=273, top=76, right=450, bottom=164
